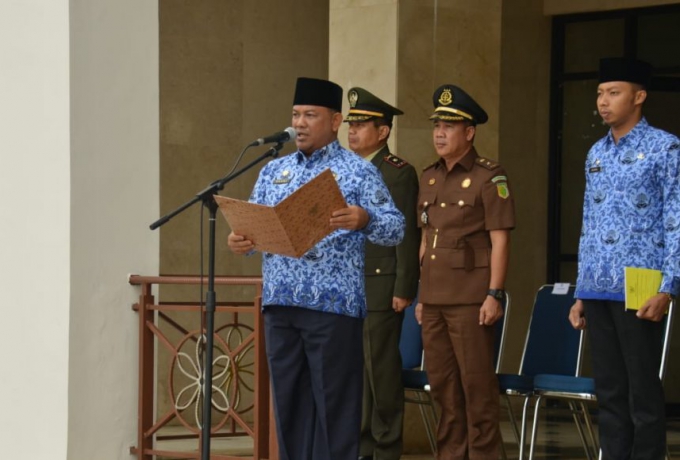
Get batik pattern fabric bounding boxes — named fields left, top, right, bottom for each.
left=250, top=140, right=405, bottom=317
left=576, top=118, right=680, bottom=301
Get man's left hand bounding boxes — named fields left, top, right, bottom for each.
left=479, top=296, right=504, bottom=326
left=637, top=293, right=671, bottom=322
left=392, top=297, right=411, bottom=313
left=330, top=205, right=369, bottom=230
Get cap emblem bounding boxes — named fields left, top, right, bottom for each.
left=349, top=90, right=359, bottom=108
left=438, top=88, right=453, bottom=106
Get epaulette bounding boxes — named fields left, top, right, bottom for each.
left=423, top=160, right=438, bottom=171
left=384, top=153, right=409, bottom=168
left=476, top=156, right=500, bottom=170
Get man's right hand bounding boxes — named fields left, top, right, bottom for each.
left=415, top=303, right=423, bottom=325
left=227, top=231, right=254, bottom=255
left=569, top=299, right=586, bottom=330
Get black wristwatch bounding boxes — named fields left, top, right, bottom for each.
left=487, top=289, right=505, bottom=301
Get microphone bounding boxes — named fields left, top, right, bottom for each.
left=248, top=127, right=297, bottom=147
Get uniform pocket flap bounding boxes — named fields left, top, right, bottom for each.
left=449, top=191, right=476, bottom=208
left=449, top=248, right=490, bottom=268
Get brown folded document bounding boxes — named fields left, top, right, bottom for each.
left=215, top=168, right=347, bottom=258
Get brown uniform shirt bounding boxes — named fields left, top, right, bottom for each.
left=418, top=147, right=515, bottom=305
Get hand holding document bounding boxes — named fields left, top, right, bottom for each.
left=215, top=169, right=347, bottom=258
left=624, top=266, right=663, bottom=311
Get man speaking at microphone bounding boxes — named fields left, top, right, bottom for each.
left=228, top=77, right=405, bottom=460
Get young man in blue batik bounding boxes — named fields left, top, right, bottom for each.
left=569, top=57, right=680, bottom=460
left=228, top=77, right=405, bottom=460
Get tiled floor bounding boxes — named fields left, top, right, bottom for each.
left=403, top=400, right=680, bottom=459
left=155, top=402, right=680, bottom=459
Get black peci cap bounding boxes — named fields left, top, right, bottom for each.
left=429, top=84, right=488, bottom=125
left=344, top=87, right=404, bottom=125
left=293, top=77, right=343, bottom=111
left=599, top=57, right=653, bottom=87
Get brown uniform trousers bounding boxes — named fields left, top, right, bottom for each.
left=418, top=148, right=515, bottom=460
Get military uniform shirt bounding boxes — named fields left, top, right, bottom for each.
left=250, top=140, right=405, bottom=318
left=575, top=118, right=680, bottom=300
left=418, top=148, right=515, bottom=305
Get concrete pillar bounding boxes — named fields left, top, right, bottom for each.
left=0, top=0, right=159, bottom=458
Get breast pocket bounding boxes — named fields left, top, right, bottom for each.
left=418, top=191, right=437, bottom=225
left=448, top=191, right=476, bottom=209
left=419, top=191, right=437, bottom=211
left=444, top=191, right=477, bottom=227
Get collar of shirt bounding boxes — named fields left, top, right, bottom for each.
left=434, top=146, right=478, bottom=172
left=362, top=147, right=384, bottom=163
left=605, top=117, right=649, bottom=150
left=293, top=139, right=340, bottom=165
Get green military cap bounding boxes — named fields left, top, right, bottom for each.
left=344, top=87, right=404, bottom=125
left=429, top=84, right=488, bottom=125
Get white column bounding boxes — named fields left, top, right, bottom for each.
left=0, top=1, right=71, bottom=457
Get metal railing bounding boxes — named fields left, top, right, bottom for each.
left=129, top=275, right=271, bottom=460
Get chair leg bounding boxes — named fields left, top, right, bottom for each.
left=504, top=394, right=522, bottom=446
left=579, top=401, right=599, bottom=456
left=518, top=395, right=533, bottom=460
left=413, top=391, right=438, bottom=454
left=568, top=401, right=594, bottom=460
left=528, top=395, right=543, bottom=460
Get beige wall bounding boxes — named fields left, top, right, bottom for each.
left=545, top=0, right=680, bottom=15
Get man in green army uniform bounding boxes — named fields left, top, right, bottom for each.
left=344, top=87, right=420, bottom=460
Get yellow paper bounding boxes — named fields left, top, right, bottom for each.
left=624, top=266, right=662, bottom=311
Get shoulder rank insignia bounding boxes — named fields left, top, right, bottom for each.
left=385, top=154, right=408, bottom=168
left=476, top=156, right=499, bottom=170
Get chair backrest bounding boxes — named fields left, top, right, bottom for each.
left=494, top=291, right=511, bottom=373
left=519, top=284, right=583, bottom=377
left=400, top=300, right=423, bottom=370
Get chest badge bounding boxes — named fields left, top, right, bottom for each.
left=273, top=170, right=292, bottom=184
left=637, top=152, right=645, bottom=160
left=461, top=178, right=471, bottom=189
left=428, top=178, right=436, bottom=186
left=421, top=203, right=430, bottom=225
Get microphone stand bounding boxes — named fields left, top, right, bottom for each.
left=149, top=142, right=285, bottom=460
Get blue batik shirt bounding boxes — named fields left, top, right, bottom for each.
left=249, top=140, right=405, bottom=318
left=576, top=118, right=680, bottom=301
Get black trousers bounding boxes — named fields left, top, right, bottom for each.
left=263, top=305, right=364, bottom=460
left=583, top=300, right=666, bottom=460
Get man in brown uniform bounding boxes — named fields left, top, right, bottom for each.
left=344, top=87, right=420, bottom=460
left=416, top=84, right=515, bottom=459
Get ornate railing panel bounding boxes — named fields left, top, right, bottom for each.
left=129, top=275, right=270, bottom=460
